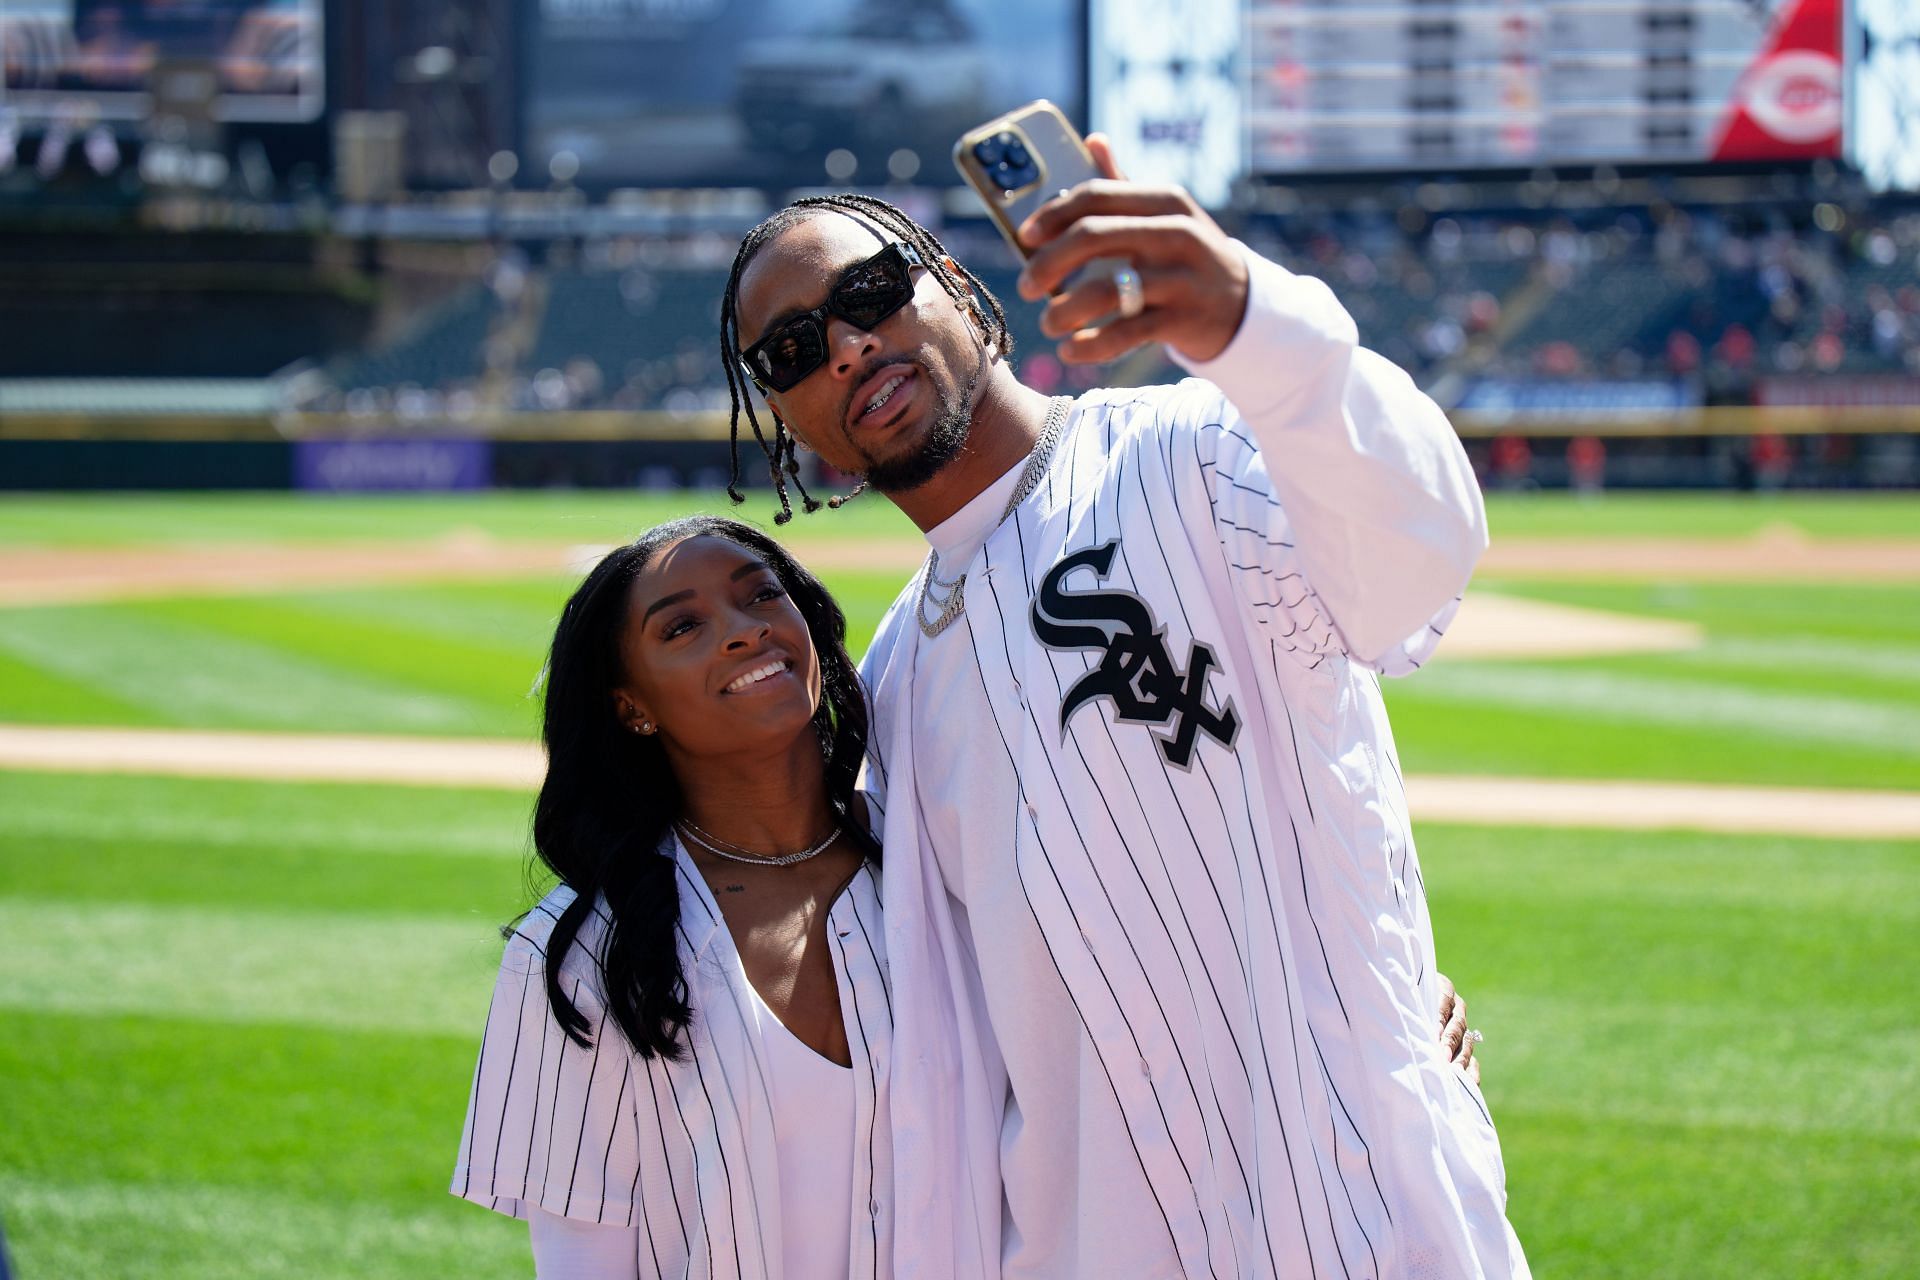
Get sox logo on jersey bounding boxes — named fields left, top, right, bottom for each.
left=1031, top=539, right=1240, bottom=768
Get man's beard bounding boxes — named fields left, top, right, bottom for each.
left=859, top=347, right=984, bottom=494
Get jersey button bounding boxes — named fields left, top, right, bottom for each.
left=1139, top=1058, right=1152, bottom=1079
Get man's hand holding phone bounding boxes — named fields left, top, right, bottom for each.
left=1014, top=134, right=1251, bottom=367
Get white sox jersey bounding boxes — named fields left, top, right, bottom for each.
left=860, top=245, right=1528, bottom=1280
left=452, top=839, right=893, bottom=1279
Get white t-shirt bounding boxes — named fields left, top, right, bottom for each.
left=914, top=458, right=1186, bottom=1278
left=753, top=985, right=857, bottom=1280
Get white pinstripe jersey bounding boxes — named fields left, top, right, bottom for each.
left=861, top=248, right=1529, bottom=1280
left=452, top=838, right=893, bottom=1280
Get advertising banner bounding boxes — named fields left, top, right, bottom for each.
left=1756, top=376, right=1920, bottom=407
left=526, top=0, right=1080, bottom=189
left=1457, top=380, right=1701, bottom=418
left=294, top=439, right=491, bottom=493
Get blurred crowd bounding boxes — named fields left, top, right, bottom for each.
left=302, top=202, right=1920, bottom=422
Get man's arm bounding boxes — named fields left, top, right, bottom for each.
left=1017, top=138, right=1486, bottom=666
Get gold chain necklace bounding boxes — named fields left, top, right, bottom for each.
left=917, top=396, right=1070, bottom=639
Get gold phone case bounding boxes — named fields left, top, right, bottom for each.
left=953, top=100, right=1106, bottom=260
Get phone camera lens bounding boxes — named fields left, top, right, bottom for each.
left=1004, top=140, right=1030, bottom=169
left=973, top=136, right=1006, bottom=166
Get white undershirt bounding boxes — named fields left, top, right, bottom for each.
left=912, top=452, right=1185, bottom=1279
left=524, top=990, right=858, bottom=1280
left=753, top=984, right=856, bottom=1280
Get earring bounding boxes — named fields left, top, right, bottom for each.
left=634, top=720, right=655, bottom=735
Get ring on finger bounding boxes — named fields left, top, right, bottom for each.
left=1112, top=263, right=1145, bottom=319
left=1465, top=1028, right=1484, bottom=1047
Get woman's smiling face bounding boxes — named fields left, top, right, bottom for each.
left=612, top=534, right=823, bottom=759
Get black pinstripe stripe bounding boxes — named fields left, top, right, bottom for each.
left=1127, top=417, right=1336, bottom=1277
left=830, top=911, right=882, bottom=1278
left=597, top=1059, right=628, bottom=1223
left=561, top=1003, right=608, bottom=1217
left=1156, top=404, right=1379, bottom=1273
left=1194, top=413, right=1395, bottom=1265
left=972, top=470, right=1222, bottom=1276
left=952, top=602, right=1190, bottom=1273
left=669, top=922, right=752, bottom=1280
left=462, top=962, right=514, bottom=1197
left=647, top=1050, right=707, bottom=1271
left=697, top=895, right=782, bottom=1280
left=850, top=865, right=894, bottom=1024
left=538, top=974, right=582, bottom=1196
left=1280, top=804, right=1396, bottom=1241
left=1040, top=420, right=1276, bottom=1272
left=1148, top=418, right=1341, bottom=1277
left=666, top=944, right=744, bottom=1280
left=1180, top=412, right=1392, bottom=1272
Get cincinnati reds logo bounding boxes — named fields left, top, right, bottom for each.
left=1031, top=540, right=1240, bottom=768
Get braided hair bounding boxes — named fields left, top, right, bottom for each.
left=718, top=194, right=1015, bottom=523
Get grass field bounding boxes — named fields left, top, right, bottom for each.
left=2, top=490, right=1917, bottom=1278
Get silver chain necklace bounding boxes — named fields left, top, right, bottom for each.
left=918, top=396, right=1070, bottom=639
left=676, top=818, right=841, bottom=867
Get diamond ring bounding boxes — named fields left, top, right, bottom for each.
left=1113, top=263, right=1145, bottom=319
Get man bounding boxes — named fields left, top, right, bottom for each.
left=721, top=137, right=1523, bottom=1279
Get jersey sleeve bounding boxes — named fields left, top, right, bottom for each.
left=451, top=900, right=651, bottom=1229
left=1172, top=243, right=1484, bottom=674
left=1191, top=403, right=1463, bottom=677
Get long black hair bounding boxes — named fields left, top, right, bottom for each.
left=531, top=514, right=876, bottom=1060
left=718, top=193, right=1015, bottom=524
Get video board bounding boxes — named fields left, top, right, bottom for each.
left=526, top=0, right=1081, bottom=189
left=1248, top=0, right=1844, bottom=174
left=0, top=0, right=323, bottom=124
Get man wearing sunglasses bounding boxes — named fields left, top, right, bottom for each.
left=722, top=135, right=1524, bottom=1280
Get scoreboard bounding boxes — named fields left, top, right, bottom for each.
left=1247, top=0, right=1845, bottom=174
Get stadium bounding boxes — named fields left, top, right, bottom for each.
left=0, top=0, right=1915, bottom=1276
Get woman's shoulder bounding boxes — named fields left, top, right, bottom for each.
left=498, top=883, right=616, bottom=993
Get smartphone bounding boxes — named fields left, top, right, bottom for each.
left=954, top=100, right=1126, bottom=303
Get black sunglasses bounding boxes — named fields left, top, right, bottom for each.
left=740, top=241, right=925, bottom=392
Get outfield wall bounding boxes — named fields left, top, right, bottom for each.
left=2, top=407, right=1916, bottom=491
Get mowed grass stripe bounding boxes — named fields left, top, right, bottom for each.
left=1406, top=662, right=1920, bottom=756
left=132, top=594, right=547, bottom=735
left=0, top=1177, right=525, bottom=1280
left=1388, top=687, right=1920, bottom=791
left=0, top=644, right=150, bottom=723
left=0, top=771, right=532, bottom=861
left=1698, top=635, right=1920, bottom=685
left=0, top=900, right=505, bottom=1035
left=0, top=603, right=501, bottom=735
left=269, top=578, right=574, bottom=656
left=0, top=1009, right=510, bottom=1216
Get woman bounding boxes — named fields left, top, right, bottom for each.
left=452, top=515, right=889, bottom=1280
left=452, top=514, right=1480, bottom=1278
